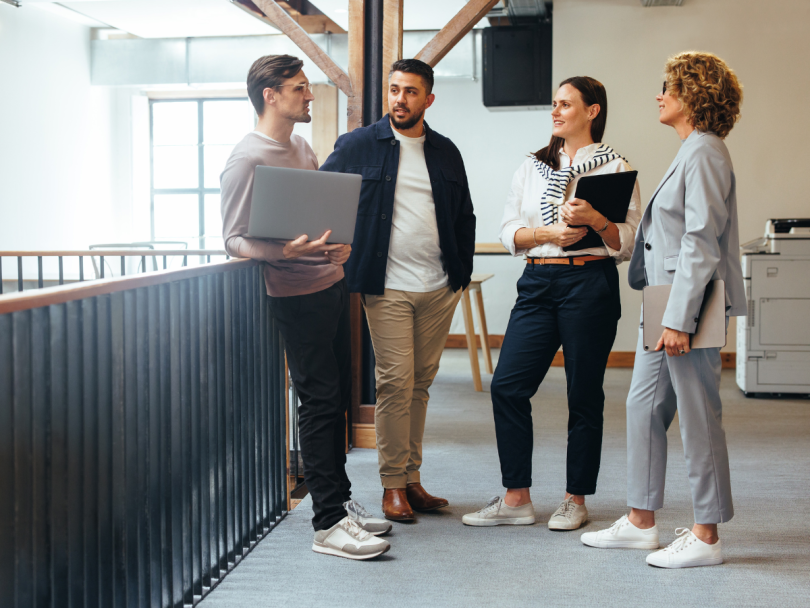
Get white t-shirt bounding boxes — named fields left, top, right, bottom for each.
left=384, top=129, right=449, bottom=292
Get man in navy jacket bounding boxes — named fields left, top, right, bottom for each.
left=320, top=59, right=475, bottom=522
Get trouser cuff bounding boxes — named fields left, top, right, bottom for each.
left=566, top=486, right=596, bottom=496
left=502, top=478, right=532, bottom=489
left=381, top=475, right=408, bottom=490
left=406, top=471, right=421, bottom=485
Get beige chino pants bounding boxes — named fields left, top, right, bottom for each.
left=362, top=286, right=461, bottom=489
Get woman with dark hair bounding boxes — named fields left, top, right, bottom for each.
left=463, top=76, right=640, bottom=530
left=581, top=52, right=745, bottom=569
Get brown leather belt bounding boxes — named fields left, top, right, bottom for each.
left=526, top=255, right=609, bottom=266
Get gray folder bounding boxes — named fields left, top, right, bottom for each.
left=643, top=279, right=727, bottom=351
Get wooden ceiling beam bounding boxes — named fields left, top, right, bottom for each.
left=251, top=0, right=353, bottom=96
left=415, top=0, right=500, bottom=67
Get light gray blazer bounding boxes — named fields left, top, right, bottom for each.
left=627, top=130, right=746, bottom=334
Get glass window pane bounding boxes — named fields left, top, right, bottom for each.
left=203, top=99, right=255, bottom=145
left=153, top=145, right=199, bottom=189
left=153, top=102, right=198, bottom=145
left=154, top=194, right=199, bottom=240
left=204, top=194, right=224, bottom=249
left=203, top=145, right=234, bottom=189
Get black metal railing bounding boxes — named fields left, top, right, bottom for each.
left=0, top=259, right=289, bottom=608
left=0, top=249, right=229, bottom=295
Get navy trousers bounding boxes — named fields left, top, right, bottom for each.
left=491, top=259, right=620, bottom=495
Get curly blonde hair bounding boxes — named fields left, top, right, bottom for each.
left=664, top=51, right=743, bottom=139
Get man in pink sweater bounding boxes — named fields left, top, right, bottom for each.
left=220, top=55, right=391, bottom=560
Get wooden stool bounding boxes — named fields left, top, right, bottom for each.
left=460, top=273, right=494, bottom=391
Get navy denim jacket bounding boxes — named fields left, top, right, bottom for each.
left=319, top=115, right=476, bottom=295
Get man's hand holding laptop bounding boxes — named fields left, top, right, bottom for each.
left=282, top=229, right=351, bottom=266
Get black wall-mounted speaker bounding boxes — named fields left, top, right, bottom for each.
left=482, top=23, right=553, bottom=109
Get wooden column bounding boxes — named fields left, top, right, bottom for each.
left=311, top=83, right=338, bottom=166
left=381, top=0, right=404, bottom=115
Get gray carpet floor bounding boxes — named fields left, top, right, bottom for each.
left=200, top=350, right=810, bottom=608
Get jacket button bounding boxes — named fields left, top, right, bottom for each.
left=385, top=175, right=392, bottom=181
left=381, top=214, right=387, bottom=220
left=377, top=252, right=383, bottom=257
left=645, top=243, right=652, bottom=250
left=391, top=140, right=396, bottom=146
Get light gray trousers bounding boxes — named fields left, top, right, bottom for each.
left=626, top=328, right=734, bottom=524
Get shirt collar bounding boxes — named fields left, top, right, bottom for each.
left=559, top=142, right=602, bottom=166
left=375, top=114, right=441, bottom=148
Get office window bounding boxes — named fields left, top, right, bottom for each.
left=150, top=98, right=255, bottom=248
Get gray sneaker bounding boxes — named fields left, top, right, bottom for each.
left=548, top=496, right=588, bottom=530
left=312, top=516, right=391, bottom=560
left=344, top=499, right=392, bottom=536
left=462, top=496, right=536, bottom=526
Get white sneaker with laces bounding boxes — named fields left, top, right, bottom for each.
left=344, top=499, right=392, bottom=536
left=646, top=528, right=723, bottom=569
left=548, top=496, right=588, bottom=530
left=312, top=516, right=390, bottom=560
left=580, top=514, right=659, bottom=549
left=462, top=496, right=536, bottom=526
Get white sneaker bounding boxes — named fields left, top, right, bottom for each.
left=312, top=516, right=391, bottom=560
left=462, top=496, right=536, bottom=526
left=344, top=499, right=392, bottom=536
left=548, top=496, right=588, bottom=530
left=646, top=528, right=723, bottom=569
left=581, top=514, right=659, bottom=549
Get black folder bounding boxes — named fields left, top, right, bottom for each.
left=563, top=171, right=638, bottom=251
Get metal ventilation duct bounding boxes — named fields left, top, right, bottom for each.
left=508, top=0, right=549, bottom=18
left=641, top=0, right=684, bottom=6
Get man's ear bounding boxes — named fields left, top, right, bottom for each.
left=263, top=87, right=276, bottom=107
left=424, top=93, right=436, bottom=110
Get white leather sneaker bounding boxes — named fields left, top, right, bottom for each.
left=581, top=514, right=660, bottom=549
left=344, top=499, right=392, bottom=536
left=548, top=496, right=588, bottom=530
left=646, top=528, right=723, bottom=569
left=462, top=496, right=536, bottom=526
left=312, top=516, right=390, bottom=560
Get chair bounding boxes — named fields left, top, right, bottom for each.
left=460, top=273, right=494, bottom=391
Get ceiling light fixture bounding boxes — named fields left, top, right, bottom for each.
left=1, top=0, right=22, bottom=7
left=641, top=0, right=684, bottom=6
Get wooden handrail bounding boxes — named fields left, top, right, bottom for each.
left=0, top=258, right=257, bottom=315
left=0, top=250, right=228, bottom=257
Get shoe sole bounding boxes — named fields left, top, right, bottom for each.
left=581, top=538, right=659, bottom=550
left=312, top=542, right=391, bottom=560
left=548, top=520, right=586, bottom=531
left=384, top=514, right=415, bottom=522
left=646, top=557, right=723, bottom=569
left=462, top=516, right=536, bottom=527
left=411, top=503, right=449, bottom=512
left=369, top=525, right=393, bottom=536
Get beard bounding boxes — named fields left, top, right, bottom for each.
left=390, top=105, right=424, bottom=131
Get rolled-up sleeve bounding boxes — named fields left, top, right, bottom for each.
left=499, top=163, right=530, bottom=256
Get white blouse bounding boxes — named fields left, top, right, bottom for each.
left=499, top=143, right=642, bottom=261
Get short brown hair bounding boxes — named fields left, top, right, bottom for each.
left=664, top=51, right=743, bottom=139
left=247, top=54, right=304, bottom=115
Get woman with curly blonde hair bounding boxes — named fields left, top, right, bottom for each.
left=581, top=52, right=747, bottom=569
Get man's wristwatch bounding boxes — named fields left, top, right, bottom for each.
left=595, top=216, right=610, bottom=234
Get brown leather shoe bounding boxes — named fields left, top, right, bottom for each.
left=406, top=483, right=449, bottom=512
left=382, top=488, right=415, bottom=521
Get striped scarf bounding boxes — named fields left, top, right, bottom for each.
left=532, top=144, right=625, bottom=225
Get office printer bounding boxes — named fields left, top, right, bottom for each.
left=737, top=219, right=810, bottom=397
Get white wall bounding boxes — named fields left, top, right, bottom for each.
left=0, top=5, right=136, bottom=279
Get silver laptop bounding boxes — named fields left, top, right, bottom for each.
left=643, top=279, right=727, bottom=351
left=248, top=165, right=362, bottom=244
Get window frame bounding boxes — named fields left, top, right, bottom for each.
left=149, top=96, right=251, bottom=248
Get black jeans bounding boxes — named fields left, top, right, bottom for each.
left=268, top=279, right=351, bottom=531
left=491, top=259, right=620, bottom=495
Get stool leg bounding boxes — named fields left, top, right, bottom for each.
left=473, top=287, right=493, bottom=374
left=461, top=288, right=482, bottom=392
